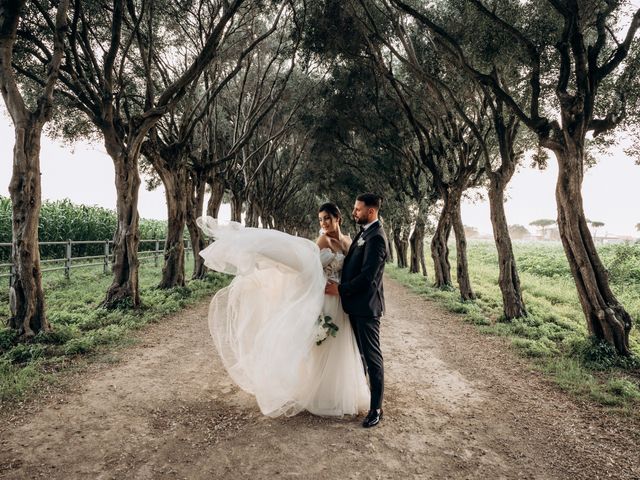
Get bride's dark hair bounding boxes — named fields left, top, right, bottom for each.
left=318, top=202, right=342, bottom=223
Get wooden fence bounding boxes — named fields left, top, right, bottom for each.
left=0, top=239, right=192, bottom=286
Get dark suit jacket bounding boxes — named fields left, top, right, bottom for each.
left=339, top=221, right=389, bottom=317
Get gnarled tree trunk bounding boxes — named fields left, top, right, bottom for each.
left=392, top=224, right=409, bottom=268
left=272, top=216, right=284, bottom=231
left=554, top=144, right=632, bottom=355
left=386, top=220, right=395, bottom=264
left=431, top=194, right=454, bottom=289
left=450, top=194, right=475, bottom=300
left=207, top=175, right=225, bottom=218
left=230, top=190, right=243, bottom=223
left=187, top=170, right=208, bottom=280
left=1, top=0, right=70, bottom=336
left=161, top=180, right=187, bottom=288
left=488, top=107, right=526, bottom=320
left=142, top=139, right=188, bottom=289
left=159, top=166, right=187, bottom=288
left=102, top=139, right=142, bottom=308
left=488, top=180, right=526, bottom=319
left=409, top=216, right=427, bottom=276
left=263, top=214, right=275, bottom=229
left=245, top=198, right=259, bottom=227
left=7, top=120, right=48, bottom=336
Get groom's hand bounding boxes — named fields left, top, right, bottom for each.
left=325, top=282, right=339, bottom=296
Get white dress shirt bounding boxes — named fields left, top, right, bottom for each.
left=361, top=219, right=379, bottom=231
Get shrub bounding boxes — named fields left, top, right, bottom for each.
left=511, top=338, right=557, bottom=357
left=515, top=244, right=571, bottom=278
left=601, top=243, right=640, bottom=286
left=6, top=344, right=46, bottom=364
left=34, top=325, right=78, bottom=345
left=63, top=337, right=95, bottom=355
left=0, top=360, right=42, bottom=400
left=89, top=325, right=126, bottom=345
left=605, top=377, right=640, bottom=401
left=0, top=328, right=18, bottom=351
left=465, top=310, right=491, bottom=325
left=48, top=311, right=91, bottom=325
left=571, top=336, right=640, bottom=370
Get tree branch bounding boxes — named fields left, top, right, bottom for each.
left=0, top=0, right=29, bottom=123
left=597, top=8, right=640, bottom=80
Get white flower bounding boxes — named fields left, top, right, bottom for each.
left=314, top=314, right=339, bottom=346
left=313, top=321, right=328, bottom=344
left=357, top=237, right=365, bottom=247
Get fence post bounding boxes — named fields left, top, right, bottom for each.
left=154, top=239, right=160, bottom=267
left=103, top=240, right=110, bottom=274
left=64, top=239, right=72, bottom=279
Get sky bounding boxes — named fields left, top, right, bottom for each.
left=0, top=108, right=639, bottom=238
left=461, top=144, right=640, bottom=238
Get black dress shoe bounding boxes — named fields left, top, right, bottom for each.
left=362, top=409, right=383, bottom=428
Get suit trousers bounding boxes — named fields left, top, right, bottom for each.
left=349, top=315, right=384, bottom=410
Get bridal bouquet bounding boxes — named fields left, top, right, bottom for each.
left=314, top=314, right=339, bottom=345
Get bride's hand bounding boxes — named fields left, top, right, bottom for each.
left=324, top=281, right=339, bottom=296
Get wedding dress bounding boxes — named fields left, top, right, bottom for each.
left=196, top=216, right=369, bottom=417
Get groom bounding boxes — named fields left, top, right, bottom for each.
left=327, top=193, right=389, bottom=428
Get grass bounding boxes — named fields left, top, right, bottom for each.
left=0, top=257, right=230, bottom=402
left=387, top=240, right=640, bottom=414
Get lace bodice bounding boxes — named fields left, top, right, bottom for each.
left=319, top=248, right=345, bottom=284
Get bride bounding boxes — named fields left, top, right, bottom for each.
left=196, top=203, right=369, bottom=417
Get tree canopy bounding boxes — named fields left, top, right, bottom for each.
left=3, top=0, right=640, bottom=354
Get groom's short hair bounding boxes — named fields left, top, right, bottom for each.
left=357, top=193, right=382, bottom=210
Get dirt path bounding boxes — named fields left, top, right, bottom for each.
left=1, top=278, right=639, bottom=480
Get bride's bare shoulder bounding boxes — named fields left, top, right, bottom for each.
left=316, top=234, right=332, bottom=250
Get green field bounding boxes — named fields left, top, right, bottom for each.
left=0, top=258, right=230, bottom=402
left=388, top=240, right=640, bottom=412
